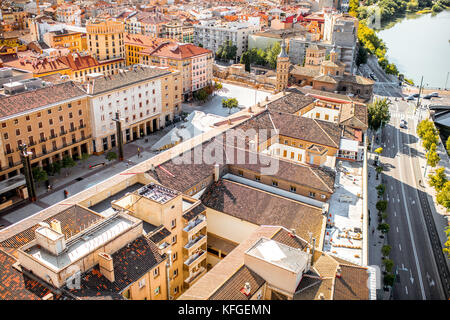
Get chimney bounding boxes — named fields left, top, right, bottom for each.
left=241, top=282, right=251, bottom=296
left=336, top=266, right=342, bottom=278
left=98, top=252, right=115, bottom=282
left=50, top=219, right=62, bottom=234
left=289, top=228, right=296, bottom=238
left=214, top=163, right=220, bottom=182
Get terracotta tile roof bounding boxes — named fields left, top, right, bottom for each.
left=333, top=264, right=370, bottom=300
left=143, top=42, right=212, bottom=60
left=57, top=54, right=101, bottom=71
left=266, top=89, right=316, bottom=114
left=0, top=82, right=86, bottom=119
left=4, top=55, right=70, bottom=75
left=0, top=249, right=52, bottom=300
left=67, top=236, right=166, bottom=298
left=270, top=228, right=308, bottom=250
left=183, top=203, right=206, bottom=221
left=209, top=265, right=266, bottom=300
left=0, top=205, right=103, bottom=250
left=124, top=33, right=170, bottom=49
left=270, top=111, right=341, bottom=148
left=200, top=179, right=324, bottom=241
left=339, top=103, right=368, bottom=130
left=146, top=225, right=171, bottom=244
left=290, top=65, right=321, bottom=78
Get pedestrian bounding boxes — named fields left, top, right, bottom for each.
left=64, top=189, right=69, bottom=198
left=137, top=147, right=141, bottom=158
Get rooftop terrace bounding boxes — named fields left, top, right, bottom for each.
left=137, top=183, right=180, bottom=204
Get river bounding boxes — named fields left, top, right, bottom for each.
left=377, top=10, right=450, bottom=89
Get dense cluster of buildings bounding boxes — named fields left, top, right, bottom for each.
left=0, top=0, right=376, bottom=301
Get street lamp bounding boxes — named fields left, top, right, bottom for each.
left=18, top=144, right=37, bottom=202
left=112, top=111, right=125, bottom=161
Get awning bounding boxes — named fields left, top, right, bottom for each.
left=0, top=174, right=26, bottom=195
left=339, top=139, right=359, bottom=152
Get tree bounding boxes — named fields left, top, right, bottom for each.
left=444, top=227, right=450, bottom=258
left=383, top=259, right=394, bottom=273
left=265, top=42, right=281, bottom=69
left=375, top=147, right=383, bottom=155
left=32, top=167, right=48, bottom=187
left=106, top=151, right=117, bottom=162
left=437, top=181, right=450, bottom=211
left=423, top=131, right=439, bottom=151
left=214, top=81, right=223, bottom=91
left=49, top=161, right=62, bottom=175
left=216, top=40, right=237, bottom=61
left=194, top=88, right=209, bottom=102
left=378, top=223, right=390, bottom=234
left=376, top=165, right=384, bottom=180
left=62, top=156, right=76, bottom=174
left=349, top=0, right=360, bottom=17
left=368, top=98, right=391, bottom=131
left=428, top=167, right=447, bottom=191
left=426, top=144, right=440, bottom=167
left=222, top=98, right=239, bottom=114
left=356, top=45, right=368, bottom=66
left=417, top=119, right=437, bottom=140
left=384, top=273, right=395, bottom=287
left=376, top=184, right=386, bottom=197
left=79, top=153, right=90, bottom=168
left=376, top=200, right=388, bottom=213
left=381, top=245, right=392, bottom=257
left=446, top=136, right=450, bottom=155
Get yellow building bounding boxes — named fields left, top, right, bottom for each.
left=275, top=40, right=289, bottom=92
left=86, top=19, right=125, bottom=62
left=124, top=33, right=168, bottom=66
left=43, top=30, right=87, bottom=52
left=112, top=183, right=208, bottom=298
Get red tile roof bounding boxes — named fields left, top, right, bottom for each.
left=144, top=42, right=212, bottom=60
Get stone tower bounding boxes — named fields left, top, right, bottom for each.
left=276, top=39, right=290, bottom=92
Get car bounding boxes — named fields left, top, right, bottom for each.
left=406, top=95, right=415, bottom=101
left=369, top=74, right=377, bottom=81
left=412, top=93, right=420, bottom=98
left=423, top=94, right=433, bottom=99
left=431, top=92, right=439, bottom=97
left=400, top=119, right=407, bottom=128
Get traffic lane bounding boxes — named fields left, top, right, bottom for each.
left=399, top=121, right=445, bottom=299
left=384, top=118, right=424, bottom=299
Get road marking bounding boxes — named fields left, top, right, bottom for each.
left=399, top=244, right=402, bottom=251
left=396, top=117, right=426, bottom=300
left=394, top=212, right=396, bottom=217
left=391, top=186, right=393, bottom=191
left=405, top=286, right=408, bottom=295
left=396, top=226, right=399, bottom=233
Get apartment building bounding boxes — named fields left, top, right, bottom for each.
left=84, top=66, right=182, bottom=154
left=111, top=183, right=208, bottom=298
left=124, top=12, right=169, bottom=37
left=42, top=29, right=87, bottom=52
left=139, top=42, right=213, bottom=100
left=0, top=81, right=92, bottom=207
left=86, top=19, right=125, bottom=62
left=7, top=203, right=169, bottom=300
left=160, top=21, right=194, bottom=43
left=194, top=20, right=260, bottom=61
left=123, top=33, right=168, bottom=66
left=55, top=4, right=82, bottom=26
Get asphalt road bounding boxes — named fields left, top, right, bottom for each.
left=376, top=98, right=449, bottom=300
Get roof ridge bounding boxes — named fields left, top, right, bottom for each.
left=307, top=165, right=333, bottom=193
left=312, top=118, right=339, bottom=148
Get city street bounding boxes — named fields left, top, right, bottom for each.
left=370, top=97, right=450, bottom=300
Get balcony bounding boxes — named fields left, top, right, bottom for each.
left=60, top=130, right=68, bottom=136
left=69, top=127, right=76, bottom=133
left=49, top=134, right=58, bottom=139
left=184, top=234, right=206, bottom=256
left=39, top=137, right=47, bottom=143
left=184, top=266, right=207, bottom=288
left=184, top=249, right=206, bottom=271
left=183, top=214, right=206, bottom=237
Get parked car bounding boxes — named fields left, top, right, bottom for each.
left=423, top=94, right=433, bottom=99
left=406, top=95, right=415, bottom=101
left=412, top=93, right=420, bottom=98
left=431, top=92, right=439, bottom=97
left=400, top=119, right=407, bottom=128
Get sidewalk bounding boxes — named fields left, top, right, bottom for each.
left=367, top=130, right=390, bottom=299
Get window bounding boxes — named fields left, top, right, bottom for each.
left=283, top=150, right=287, bottom=157
left=172, top=235, right=177, bottom=244
left=325, top=114, right=329, bottom=121
left=238, top=170, right=243, bottom=177
left=290, top=186, right=296, bottom=193
left=48, top=109, right=52, bottom=114
left=153, top=267, right=159, bottom=278
left=173, top=252, right=178, bottom=262
left=291, top=152, right=294, bottom=159
left=138, top=278, right=146, bottom=288
left=309, top=192, right=316, bottom=198
left=171, top=219, right=176, bottom=229
left=3, top=132, right=8, bottom=140
left=1, top=123, right=5, bottom=128
left=173, top=268, right=178, bottom=278
left=316, top=113, right=320, bottom=119
left=174, top=286, right=179, bottom=294
left=78, top=110, right=82, bottom=116
left=16, top=129, right=20, bottom=136
left=49, top=119, right=53, bottom=125
left=255, top=175, right=260, bottom=181
left=272, top=180, right=278, bottom=187
left=26, top=115, right=30, bottom=121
